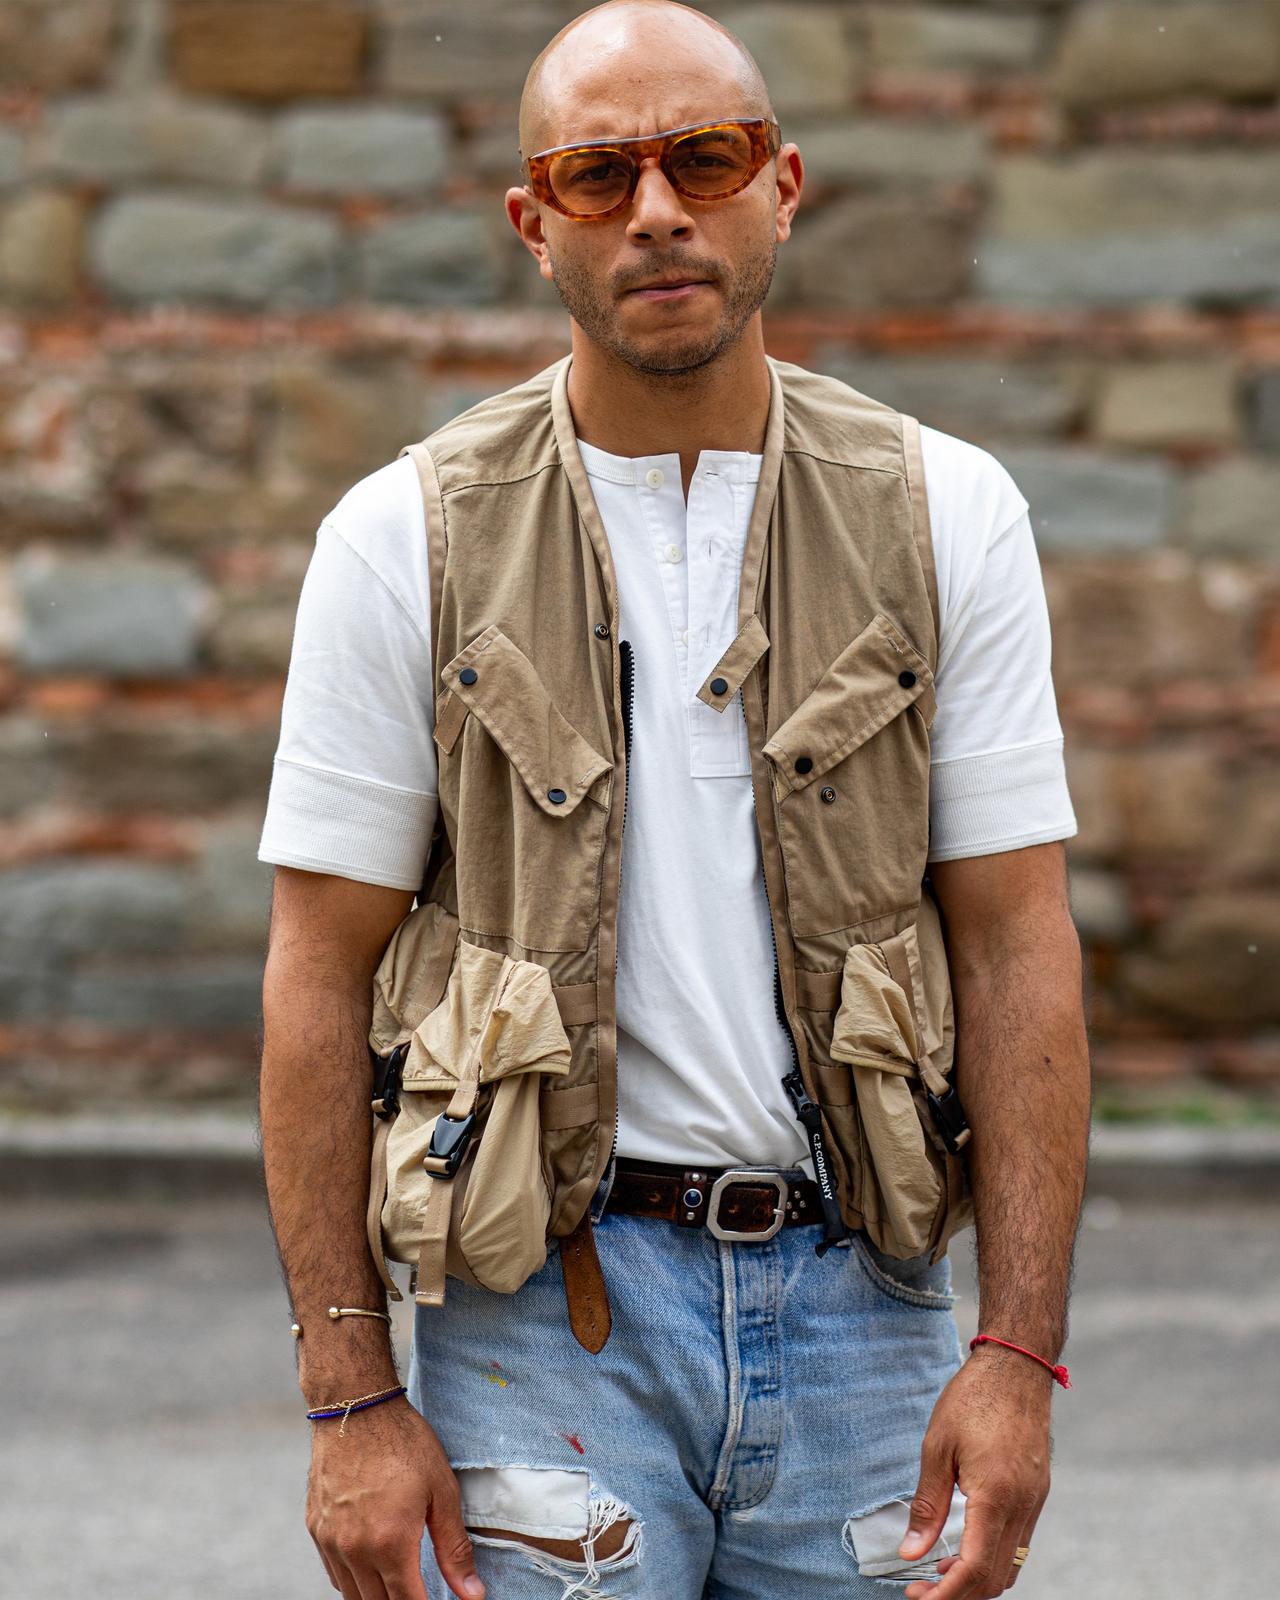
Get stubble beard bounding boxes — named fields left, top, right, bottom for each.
left=547, top=237, right=778, bottom=378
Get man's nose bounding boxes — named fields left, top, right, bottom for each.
left=625, top=157, right=694, bottom=241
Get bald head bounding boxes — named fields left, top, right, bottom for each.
left=518, top=0, right=774, bottom=160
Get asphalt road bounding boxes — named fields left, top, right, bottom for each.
left=2, top=1182, right=1277, bottom=1599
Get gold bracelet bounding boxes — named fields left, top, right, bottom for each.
left=290, top=1305, right=393, bottom=1339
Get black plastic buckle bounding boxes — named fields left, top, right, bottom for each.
left=371, top=1042, right=409, bottom=1120
left=926, top=1083, right=971, bottom=1156
left=426, top=1110, right=476, bottom=1177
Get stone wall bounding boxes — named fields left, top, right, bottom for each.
left=1, top=0, right=1277, bottom=1115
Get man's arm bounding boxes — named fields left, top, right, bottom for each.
left=898, top=840, right=1091, bottom=1600
left=259, top=865, right=486, bottom=1600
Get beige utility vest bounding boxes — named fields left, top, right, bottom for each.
left=396, top=352, right=973, bottom=1332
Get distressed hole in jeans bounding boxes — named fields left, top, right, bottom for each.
left=842, top=1486, right=967, bottom=1587
left=457, top=1466, right=642, bottom=1600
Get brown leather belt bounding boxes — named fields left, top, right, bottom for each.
left=605, top=1157, right=823, bottom=1240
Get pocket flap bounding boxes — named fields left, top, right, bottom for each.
left=762, top=612, right=935, bottom=799
left=693, top=613, right=770, bottom=710
left=830, top=934, right=922, bottom=1070
left=405, top=941, right=573, bottom=1090
left=440, top=624, right=612, bottom=816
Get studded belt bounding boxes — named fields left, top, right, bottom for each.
left=605, top=1157, right=824, bottom=1241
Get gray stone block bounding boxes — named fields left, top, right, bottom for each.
left=1068, top=867, right=1135, bottom=945
left=780, top=194, right=973, bottom=309
left=1177, top=458, right=1280, bottom=559
left=376, top=4, right=565, bottom=101
left=1250, top=370, right=1280, bottom=452
left=1090, top=360, right=1241, bottom=449
left=41, top=95, right=268, bottom=186
left=64, top=957, right=265, bottom=1031
left=813, top=352, right=1086, bottom=438
left=995, top=445, right=1175, bottom=553
left=789, top=117, right=990, bottom=189
left=355, top=207, right=502, bottom=305
left=189, top=815, right=274, bottom=953
left=1051, top=1, right=1280, bottom=109
left=270, top=106, right=449, bottom=196
left=718, top=5, right=861, bottom=116
left=91, top=194, right=342, bottom=308
left=978, top=152, right=1280, bottom=308
left=0, top=126, right=24, bottom=188
left=865, top=4, right=1047, bottom=72
left=0, top=861, right=188, bottom=963
left=14, top=551, right=212, bottom=677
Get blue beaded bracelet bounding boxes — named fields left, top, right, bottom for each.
left=306, top=1384, right=407, bottom=1435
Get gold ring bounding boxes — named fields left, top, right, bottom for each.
left=1012, top=1546, right=1031, bottom=1568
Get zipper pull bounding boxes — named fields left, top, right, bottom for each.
left=783, top=1071, right=852, bottom=1255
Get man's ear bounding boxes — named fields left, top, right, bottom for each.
left=506, top=187, right=552, bottom=279
left=774, top=143, right=804, bottom=244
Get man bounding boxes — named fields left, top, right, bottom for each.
left=257, top=2, right=1091, bottom=1598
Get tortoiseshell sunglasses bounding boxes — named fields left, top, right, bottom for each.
left=522, top=117, right=783, bottom=220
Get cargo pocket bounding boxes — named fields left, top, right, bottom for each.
left=381, top=939, right=573, bottom=1304
left=762, top=611, right=935, bottom=938
left=828, top=923, right=950, bottom=1260
left=436, top=624, right=613, bottom=953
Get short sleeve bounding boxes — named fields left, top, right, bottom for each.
left=257, top=466, right=440, bottom=891
left=920, top=429, right=1078, bottom=862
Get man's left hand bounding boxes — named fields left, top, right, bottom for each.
left=899, top=1348, right=1053, bottom=1599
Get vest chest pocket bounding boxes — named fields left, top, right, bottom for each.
left=435, top=623, right=614, bottom=954
left=762, top=612, right=936, bottom=938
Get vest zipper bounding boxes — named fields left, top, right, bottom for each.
left=606, top=638, right=635, bottom=1177
left=743, top=692, right=851, bottom=1254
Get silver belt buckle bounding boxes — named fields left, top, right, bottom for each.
left=706, top=1168, right=788, bottom=1242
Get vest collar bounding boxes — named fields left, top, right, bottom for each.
left=550, top=352, right=786, bottom=638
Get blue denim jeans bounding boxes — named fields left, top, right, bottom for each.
left=408, top=1159, right=967, bottom=1600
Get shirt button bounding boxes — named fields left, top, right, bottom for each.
left=681, top=628, right=689, bottom=646
left=645, top=468, right=664, bottom=489
left=664, top=543, right=683, bottom=563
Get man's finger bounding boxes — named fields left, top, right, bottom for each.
left=425, top=1489, right=485, bottom=1600
left=898, top=1439, right=956, bottom=1564
left=904, top=1492, right=1009, bottom=1600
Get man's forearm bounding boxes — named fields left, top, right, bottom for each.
left=952, top=911, right=1091, bottom=1362
left=259, top=969, right=400, bottom=1405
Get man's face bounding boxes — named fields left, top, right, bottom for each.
left=533, top=115, right=782, bottom=377
left=509, top=22, right=798, bottom=379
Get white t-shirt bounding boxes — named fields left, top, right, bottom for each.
left=258, top=416, right=1077, bottom=1175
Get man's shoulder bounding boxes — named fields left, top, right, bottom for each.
left=412, top=356, right=566, bottom=490
left=917, top=421, right=1029, bottom=532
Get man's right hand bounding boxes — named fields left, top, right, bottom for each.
left=305, top=1395, right=485, bottom=1600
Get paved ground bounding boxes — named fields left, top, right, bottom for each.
left=3, top=1182, right=1277, bottom=1599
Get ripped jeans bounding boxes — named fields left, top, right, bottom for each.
left=408, top=1159, right=967, bottom=1600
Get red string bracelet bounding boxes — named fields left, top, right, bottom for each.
left=969, top=1334, right=1072, bottom=1389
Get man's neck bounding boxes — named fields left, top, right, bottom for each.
left=566, top=321, right=771, bottom=497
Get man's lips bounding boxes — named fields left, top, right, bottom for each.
left=625, top=279, right=710, bottom=301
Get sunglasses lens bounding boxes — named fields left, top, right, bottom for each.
left=548, top=150, right=634, bottom=215
left=669, top=125, right=755, bottom=195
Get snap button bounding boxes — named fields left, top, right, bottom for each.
left=709, top=676, right=728, bottom=695
left=820, top=786, right=836, bottom=803
left=594, top=622, right=610, bottom=639
left=794, top=755, right=813, bottom=774
left=547, top=788, right=567, bottom=804
left=898, top=669, right=916, bottom=688
left=682, top=1187, right=703, bottom=1208
left=459, top=666, right=478, bottom=685
left=645, top=468, right=664, bottom=489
